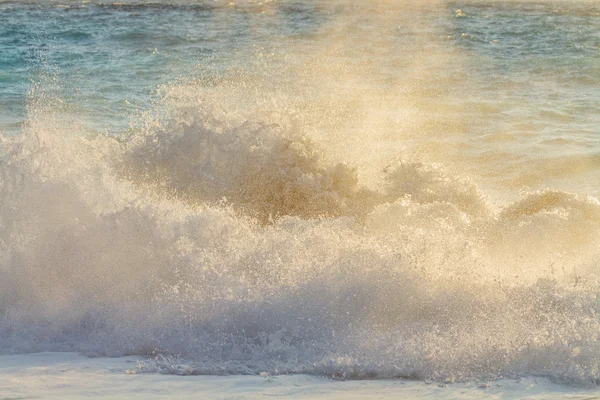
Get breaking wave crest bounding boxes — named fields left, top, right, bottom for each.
left=0, top=77, right=599, bottom=385
left=122, top=102, right=490, bottom=223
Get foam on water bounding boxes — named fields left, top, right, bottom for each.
left=0, top=0, right=599, bottom=387
left=1, top=70, right=600, bottom=384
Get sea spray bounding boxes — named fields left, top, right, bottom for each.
left=1, top=77, right=600, bottom=383
left=0, top=0, right=599, bottom=386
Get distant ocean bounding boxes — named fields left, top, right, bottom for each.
left=1, top=0, right=599, bottom=398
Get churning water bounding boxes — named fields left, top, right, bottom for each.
left=0, top=0, right=599, bottom=385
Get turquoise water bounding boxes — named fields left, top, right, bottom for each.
left=1, top=0, right=600, bottom=387
left=1, top=1, right=598, bottom=195
left=0, top=1, right=325, bottom=132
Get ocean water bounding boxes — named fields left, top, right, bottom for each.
left=0, top=0, right=600, bottom=391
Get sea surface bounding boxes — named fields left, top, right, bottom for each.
left=0, top=0, right=599, bottom=396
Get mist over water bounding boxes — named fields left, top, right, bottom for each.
left=0, top=0, right=599, bottom=385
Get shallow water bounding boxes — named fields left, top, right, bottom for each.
left=0, top=0, right=599, bottom=389
left=3, top=353, right=600, bottom=399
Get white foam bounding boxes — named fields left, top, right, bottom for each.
left=1, top=352, right=600, bottom=399
left=0, top=87, right=599, bottom=384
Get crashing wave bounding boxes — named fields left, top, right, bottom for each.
left=0, top=78, right=599, bottom=385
